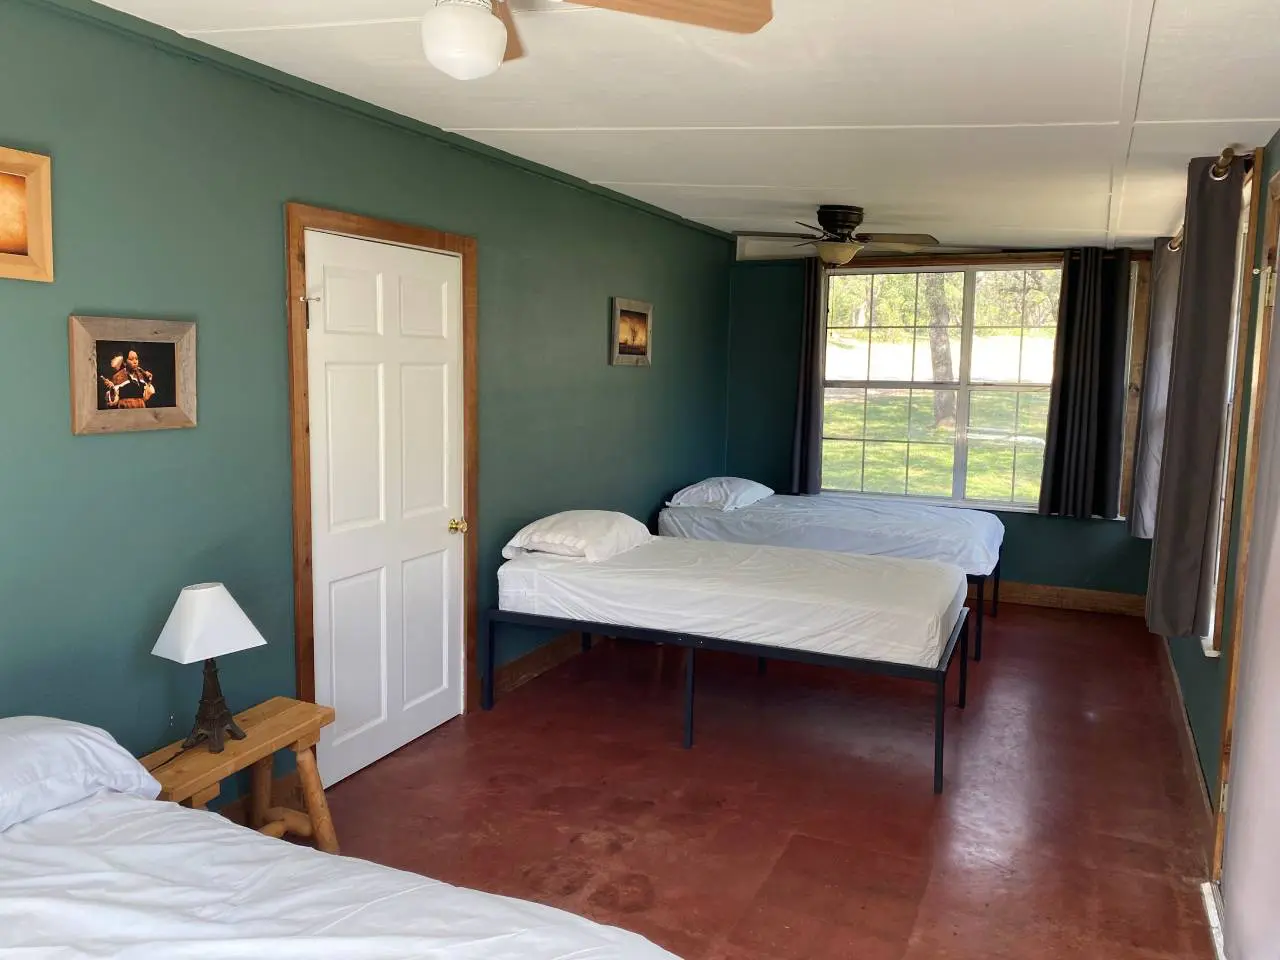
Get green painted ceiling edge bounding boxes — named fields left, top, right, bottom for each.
left=22, top=0, right=732, bottom=242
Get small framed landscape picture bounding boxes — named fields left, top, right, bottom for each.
left=610, top=297, right=653, bottom=367
left=0, top=145, right=53, bottom=283
left=68, top=315, right=197, bottom=435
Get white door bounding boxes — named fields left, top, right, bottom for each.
left=305, top=229, right=465, bottom=786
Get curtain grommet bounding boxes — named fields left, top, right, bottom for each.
left=1209, top=147, right=1235, bottom=181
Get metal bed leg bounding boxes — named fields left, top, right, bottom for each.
left=933, top=675, right=946, bottom=794
left=973, top=576, right=985, bottom=662
left=683, top=647, right=696, bottom=749
left=581, top=631, right=592, bottom=653
left=481, top=614, right=496, bottom=711
left=756, top=656, right=768, bottom=676
left=958, top=617, right=969, bottom=710
left=992, top=559, right=1001, bottom=618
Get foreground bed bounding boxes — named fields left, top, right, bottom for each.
left=0, top=790, right=676, bottom=959
left=659, top=490, right=1004, bottom=658
left=486, top=535, right=970, bottom=793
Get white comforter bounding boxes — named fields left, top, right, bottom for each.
left=0, top=791, right=675, bottom=960
left=659, top=494, right=1005, bottom=576
left=499, top=537, right=967, bottom=668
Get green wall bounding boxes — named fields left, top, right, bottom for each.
left=725, top=259, right=1152, bottom=594
left=725, top=259, right=806, bottom=491
left=0, top=0, right=731, bottom=755
left=1168, top=130, right=1280, bottom=798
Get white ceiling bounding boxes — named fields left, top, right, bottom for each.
left=98, top=0, right=1280, bottom=249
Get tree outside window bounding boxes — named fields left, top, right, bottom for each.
left=822, top=263, right=1062, bottom=507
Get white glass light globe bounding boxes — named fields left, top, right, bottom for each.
left=813, top=240, right=864, bottom=266
left=421, top=0, right=508, bottom=81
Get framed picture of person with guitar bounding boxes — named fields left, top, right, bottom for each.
left=68, top=315, right=196, bottom=435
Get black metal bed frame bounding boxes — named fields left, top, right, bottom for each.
left=482, top=607, right=970, bottom=794
left=966, top=548, right=1002, bottom=661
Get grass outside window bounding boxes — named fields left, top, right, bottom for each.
left=822, top=263, right=1062, bottom=508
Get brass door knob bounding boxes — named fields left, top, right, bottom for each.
left=448, top=518, right=469, bottom=534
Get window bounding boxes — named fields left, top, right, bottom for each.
left=822, top=263, right=1062, bottom=507
left=1205, top=174, right=1259, bottom=649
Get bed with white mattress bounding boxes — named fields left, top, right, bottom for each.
left=658, top=493, right=1005, bottom=658
left=0, top=790, right=677, bottom=960
left=486, top=535, right=970, bottom=793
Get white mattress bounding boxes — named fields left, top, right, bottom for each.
left=659, top=494, right=1005, bottom=577
left=0, top=791, right=675, bottom=960
left=499, top=538, right=967, bottom=669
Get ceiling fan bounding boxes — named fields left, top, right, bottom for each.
left=736, top=205, right=944, bottom=266
left=422, top=0, right=773, bottom=80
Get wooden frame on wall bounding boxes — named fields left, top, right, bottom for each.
left=0, top=145, right=53, bottom=283
left=283, top=203, right=480, bottom=710
left=1212, top=166, right=1280, bottom=879
left=610, top=297, right=653, bottom=366
left=68, top=315, right=197, bottom=435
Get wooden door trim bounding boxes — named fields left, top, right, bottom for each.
left=1212, top=166, right=1280, bottom=878
left=1210, top=149, right=1266, bottom=652
left=284, top=202, right=481, bottom=712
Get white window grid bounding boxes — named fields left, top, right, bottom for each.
left=820, top=261, right=1063, bottom=509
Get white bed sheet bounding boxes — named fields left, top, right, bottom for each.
left=499, top=538, right=967, bottom=669
left=0, top=791, right=675, bottom=960
left=659, top=494, right=1005, bottom=577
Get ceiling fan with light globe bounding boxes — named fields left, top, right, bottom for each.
left=736, top=205, right=956, bottom=266
left=421, top=0, right=772, bottom=80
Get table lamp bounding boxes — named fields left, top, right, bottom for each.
left=151, top=583, right=267, bottom=753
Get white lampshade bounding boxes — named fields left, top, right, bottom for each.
left=813, top=240, right=864, bottom=266
left=151, top=583, right=267, bottom=665
left=421, top=0, right=507, bottom=81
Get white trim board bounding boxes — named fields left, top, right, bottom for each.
left=1201, top=881, right=1227, bottom=960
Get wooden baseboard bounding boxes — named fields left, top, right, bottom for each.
left=970, top=579, right=1145, bottom=617
left=1158, top=637, right=1215, bottom=875
left=494, top=631, right=590, bottom=699
left=218, top=770, right=302, bottom=825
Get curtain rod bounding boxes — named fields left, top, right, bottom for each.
left=1167, top=146, right=1254, bottom=252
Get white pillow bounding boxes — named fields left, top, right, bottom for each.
left=667, top=477, right=774, bottom=511
left=502, top=510, right=652, bottom=563
left=0, top=716, right=160, bottom=832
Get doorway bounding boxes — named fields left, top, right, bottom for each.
left=285, top=203, right=479, bottom=786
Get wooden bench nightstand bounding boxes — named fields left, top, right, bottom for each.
left=141, top=696, right=340, bottom=854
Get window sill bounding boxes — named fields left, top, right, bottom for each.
left=1200, top=635, right=1222, bottom=659
left=818, top=489, right=1041, bottom=514
left=818, top=490, right=1135, bottom=521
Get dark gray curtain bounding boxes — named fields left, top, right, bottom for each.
left=1038, top=248, right=1131, bottom=518
left=791, top=258, right=826, bottom=494
left=1128, top=240, right=1182, bottom=538
left=1147, top=156, right=1246, bottom=639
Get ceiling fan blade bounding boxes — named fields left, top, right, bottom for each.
left=492, top=0, right=524, bottom=61
left=735, top=230, right=820, bottom=240
left=570, top=0, right=770, bottom=32
left=854, top=233, right=940, bottom=246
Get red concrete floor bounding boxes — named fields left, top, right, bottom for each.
left=326, top=604, right=1214, bottom=959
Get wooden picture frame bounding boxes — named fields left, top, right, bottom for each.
left=69, top=315, right=197, bottom=435
left=0, top=146, right=53, bottom=283
left=611, top=297, right=652, bottom=366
